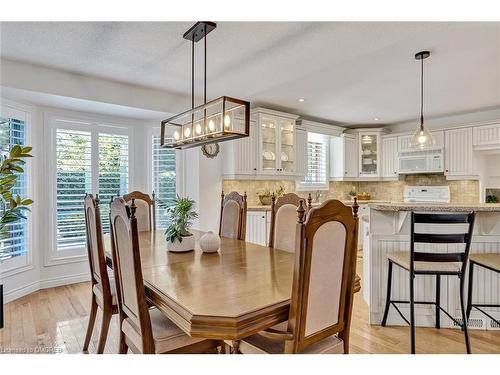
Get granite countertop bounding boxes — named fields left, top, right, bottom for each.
left=248, top=199, right=391, bottom=211
left=369, top=203, right=500, bottom=212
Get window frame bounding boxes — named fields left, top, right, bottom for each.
left=0, top=102, right=34, bottom=275
left=296, top=132, right=330, bottom=192
left=46, top=113, right=133, bottom=266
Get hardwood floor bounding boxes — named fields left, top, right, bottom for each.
left=1, top=257, right=499, bottom=354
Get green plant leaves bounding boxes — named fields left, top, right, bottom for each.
left=0, top=144, right=34, bottom=233
left=164, top=195, right=197, bottom=243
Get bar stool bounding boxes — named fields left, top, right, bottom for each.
left=381, top=211, right=476, bottom=354
left=466, top=253, right=500, bottom=328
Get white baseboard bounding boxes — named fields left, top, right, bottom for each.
left=3, top=272, right=90, bottom=303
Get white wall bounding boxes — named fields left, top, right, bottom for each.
left=183, top=148, right=223, bottom=233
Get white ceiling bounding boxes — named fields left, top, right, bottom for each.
left=1, top=22, right=499, bottom=125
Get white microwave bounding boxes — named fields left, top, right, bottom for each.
left=398, top=149, right=444, bottom=174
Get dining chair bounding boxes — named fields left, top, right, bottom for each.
left=123, top=191, right=155, bottom=232
left=219, top=191, right=247, bottom=240
left=227, top=199, right=359, bottom=354
left=381, top=211, right=476, bottom=354
left=83, top=194, right=118, bottom=354
left=109, top=197, right=219, bottom=354
left=466, top=253, right=500, bottom=329
left=268, top=192, right=312, bottom=252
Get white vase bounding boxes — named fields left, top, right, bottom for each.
left=199, top=231, right=220, bottom=253
left=166, top=235, right=195, bottom=253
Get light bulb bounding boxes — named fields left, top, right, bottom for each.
left=208, top=119, right=215, bottom=132
left=195, top=123, right=202, bottom=135
left=418, top=132, right=428, bottom=145
left=224, top=114, right=231, bottom=129
left=184, top=127, right=191, bottom=138
left=173, top=130, right=180, bottom=141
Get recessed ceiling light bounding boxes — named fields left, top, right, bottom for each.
left=298, top=98, right=305, bottom=102
left=374, top=117, right=380, bottom=121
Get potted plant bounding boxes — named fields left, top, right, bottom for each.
left=257, top=185, right=285, bottom=206
left=0, top=144, right=33, bottom=328
left=164, top=196, right=198, bottom=253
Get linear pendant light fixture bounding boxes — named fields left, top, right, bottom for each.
left=409, top=50, right=435, bottom=150
left=161, top=22, right=250, bottom=149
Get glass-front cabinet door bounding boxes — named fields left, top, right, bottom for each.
left=359, top=132, right=379, bottom=176
left=261, top=116, right=278, bottom=173
left=279, top=119, right=294, bottom=174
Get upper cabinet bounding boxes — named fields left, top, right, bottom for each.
left=358, top=132, right=381, bottom=177
left=330, top=134, right=358, bottom=180
left=444, top=127, right=477, bottom=179
left=381, top=136, right=398, bottom=178
left=256, top=108, right=300, bottom=176
left=221, top=119, right=259, bottom=178
left=222, top=108, right=303, bottom=179
left=473, top=123, right=500, bottom=150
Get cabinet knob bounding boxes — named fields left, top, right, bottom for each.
left=253, top=168, right=257, bottom=171
left=446, top=169, right=449, bottom=172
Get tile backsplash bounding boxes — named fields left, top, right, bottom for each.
left=222, top=174, right=480, bottom=205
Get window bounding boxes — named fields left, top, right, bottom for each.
left=55, top=129, right=92, bottom=250
left=296, top=132, right=329, bottom=191
left=0, top=115, right=28, bottom=262
left=52, top=119, right=130, bottom=254
left=152, top=135, right=176, bottom=228
left=98, top=133, right=129, bottom=233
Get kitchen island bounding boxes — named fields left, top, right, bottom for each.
left=364, top=202, right=500, bottom=330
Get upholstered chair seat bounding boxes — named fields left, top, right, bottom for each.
left=93, top=280, right=118, bottom=306
left=388, top=251, right=462, bottom=273
left=121, top=308, right=206, bottom=354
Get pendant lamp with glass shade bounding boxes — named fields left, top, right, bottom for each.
left=409, top=51, right=435, bottom=149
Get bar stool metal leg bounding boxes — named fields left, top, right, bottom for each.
left=466, top=262, right=474, bottom=320
left=410, top=272, right=416, bottom=354
left=435, top=274, right=441, bottom=329
left=459, top=275, right=471, bottom=354
left=381, top=260, right=393, bottom=326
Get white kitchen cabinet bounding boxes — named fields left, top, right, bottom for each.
left=381, top=136, right=398, bottom=178
left=358, top=131, right=381, bottom=177
left=255, top=108, right=300, bottom=177
left=398, top=130, right=444, bottom=152
left=294, top=128, right=307, bottom=179
left=444, top=127, right=477, bottom=178
left=221, top=119, right=259, bottom=178
left=245, top=211, right=270, bottom=246
left=473, top=123, right=500, bottom=150
left=329, top=134, right=358, bottom=180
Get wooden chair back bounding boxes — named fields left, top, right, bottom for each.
left=410, top=212, right=475, bottom=275
left=269, top=193, right=312, bottom=251
left=109, top=197, right=155, bottom=352
left=286, top=199, right=359, bottom=353
left=84, top=194, right=111, bottom=295
left=123, top=191, right=155, bottom=232
left=219, top=191, right=247, bottom=240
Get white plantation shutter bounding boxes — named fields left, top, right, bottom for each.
left=0, top=116, right=28, bottom=261
left=98, top=133, right=129, bottom=233
left=152, top=135, right=176, bottom=229
left=297, top=132, right=329, bottom=190
left=55, top=129, right=92, bottom=250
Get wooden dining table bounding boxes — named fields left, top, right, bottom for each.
left=104, top=229, right=360, bottom=342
